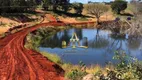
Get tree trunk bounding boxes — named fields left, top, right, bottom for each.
left=97, top=17, right=101, bottom=25
left=53, top=5, right=57, bottom=11
left=117, top=9, right=121, bottom=14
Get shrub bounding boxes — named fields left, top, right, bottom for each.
left=66, top=69, right=87, bottom=80
left=102, top=50, right=142, bottom=80
left=24, top=32, right=42, bottom=50
left=65, top=61, right=87, bottom=80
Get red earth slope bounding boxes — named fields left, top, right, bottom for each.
left=0, top=22, right=67, bottom=80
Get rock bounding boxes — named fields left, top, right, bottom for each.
left=83, top=74, right=94, bottom=80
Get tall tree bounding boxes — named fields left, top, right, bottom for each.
left=111, top=0, right=127, bottom=14
left=52, top=0, right=70, bottom=11
left=85, top=3, right=109, bottom=24
left=43, top=0, right=52, bottom=10
left=0, top=0, right=37, bottom=13
left=72, top=2, right=83, bottom=15
left=0, top=0, right=10, bottom=13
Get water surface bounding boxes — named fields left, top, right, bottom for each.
left=40, top=28, right=142, bottom=66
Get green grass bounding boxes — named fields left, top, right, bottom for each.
left=0, top=33, right=6, bottom=38
left=0, top=22, right=7, bottom=27
left=75, top=17, right=88, bottom=21
left=40, top=51, right=63, bottom=65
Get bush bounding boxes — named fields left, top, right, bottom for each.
left=25, top=32, right=42, bottom=50
left=102, top=50, right=142, bottom=80
left=66, top=69, right=87, bottom=80
left=64, top=61, right=87, bottom=80
left=111, top=0, right=127, bottom=14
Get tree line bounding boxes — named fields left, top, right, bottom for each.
left=0, top=0, right=72, bottom=13
left=0, top=0, right=84, bottom=14
left=0, top=0, right=141, bottom=22
left=0, top=0, right=38, bottom=13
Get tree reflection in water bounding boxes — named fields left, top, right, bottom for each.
left=88, top=29, right=109, bottom=49
left=40, top=28, right=142, bottom=52
left=41, top=28, right=83, bottom=48
left=127, top=37, right=141, bottom=50
left=38, top=28, right=142, bottom=65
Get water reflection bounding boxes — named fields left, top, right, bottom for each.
left=40, top=28, right=142, bottom=66
left=82, top=37, right=88, bottom=47
left=127, top=38, right=141, bottom=50
left=89, top=35, right=109, bottom=49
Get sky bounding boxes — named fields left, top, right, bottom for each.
left=70, top=0, right=130, bottom=3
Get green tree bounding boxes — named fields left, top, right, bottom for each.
left=111, top=0, right=127, bottom=14
left=60, top=0, right=70, bottom=12
left=43, top=0, right=52, bottom=10
left=72, top=2, right=83, bottom=15
left=85, top=3, right=109, bottom=24
left=0, top=0, right=10, bottom=13
left=0, top=0, right=37, bottom=13
left=42, top=0, right=70, bottom=12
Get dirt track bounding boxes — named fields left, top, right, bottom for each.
left=0, top=21, right=94, bottom=80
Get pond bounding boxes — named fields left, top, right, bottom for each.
left=39, top=28, right=142, bottom=66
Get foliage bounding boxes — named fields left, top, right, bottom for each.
left=101, top=50, right=142, bottom=80
left=72, top=2, right=83, bottom=15
left=0, top=0, right=37, bottom=13
left=66, top=69, right=87, bottom=80
left=25, top=27, right=58, bottom=50
left=42, top=0, right=70, bottom=12
left=25, top=26, right=68, bottom=50
left=24, top=27, right=67, bottom=65
left=113, top=50, right=129, bottom=68
left=42, top=0, right=52, bottom=10
left=85, top=3, right=109, bottom=24
left=25, top=32, right=42, bottom=50
left=63, top=51, right=142, bottom=80
left=0, top=0, right=71, bottom=13
left=66, top=61, right=87, bottom=80
left=111, top=0, right=127, bottom=14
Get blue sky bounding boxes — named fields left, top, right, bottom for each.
left=70, top=0, right=130, bottom=3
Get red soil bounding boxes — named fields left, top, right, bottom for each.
left=0, top=14, right=95, bottom=80
left=46, top=14, right=57, bottom=22
left=0, top=23, right=66, bottom=80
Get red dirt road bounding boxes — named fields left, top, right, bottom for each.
left=0, top=21, right=94, bottom=80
